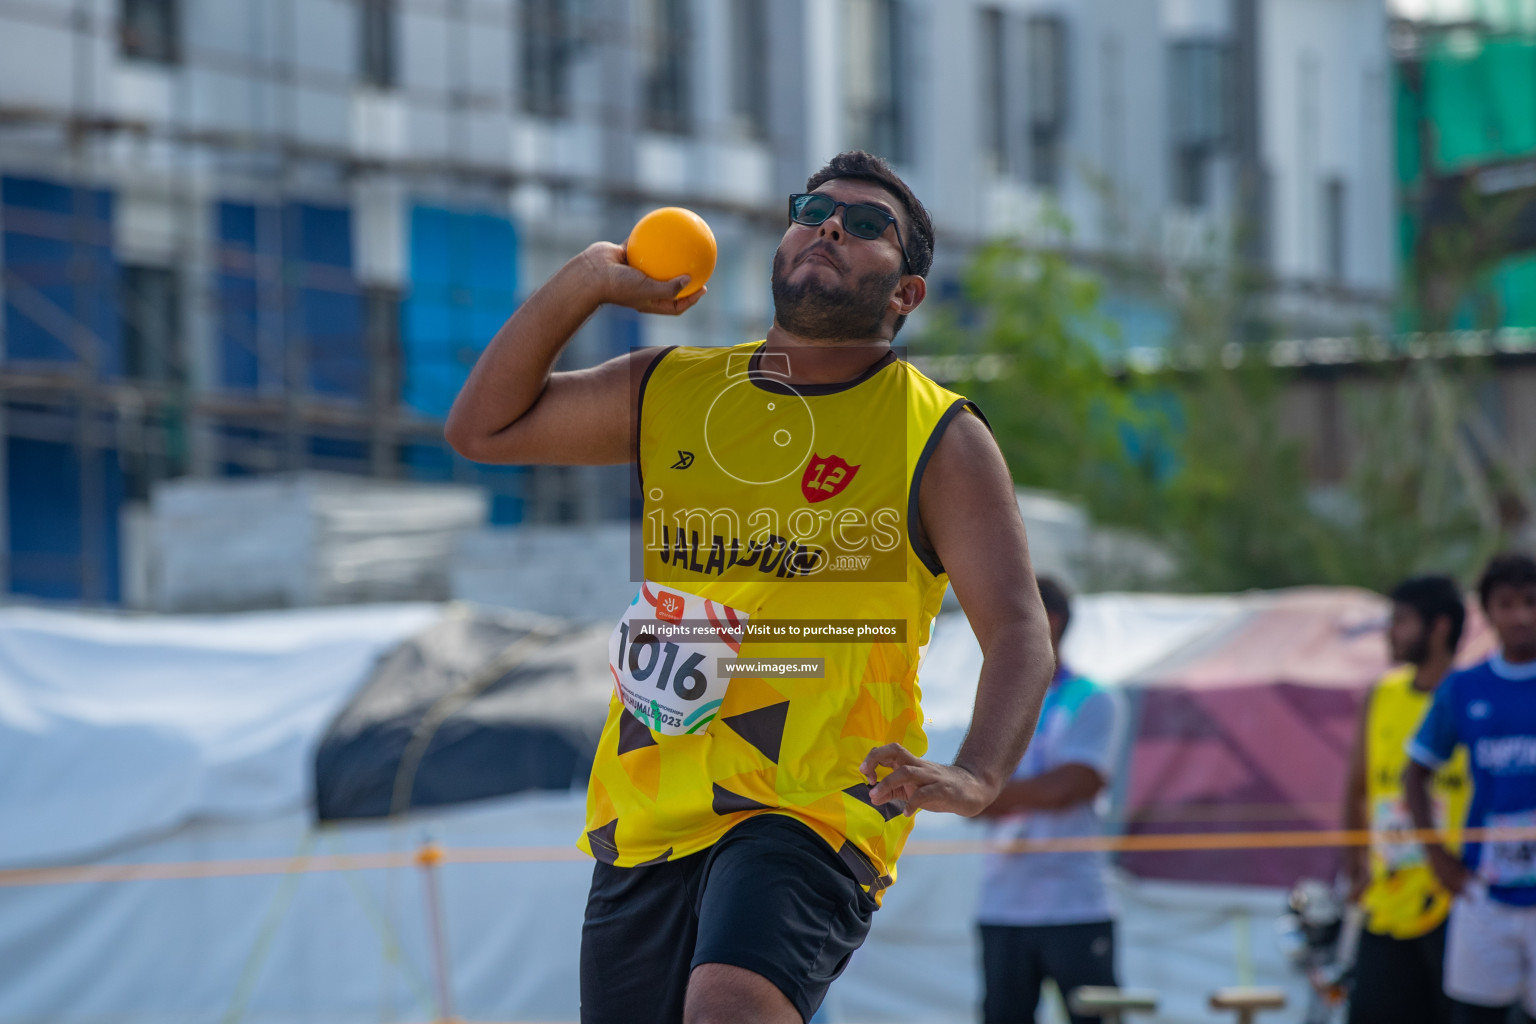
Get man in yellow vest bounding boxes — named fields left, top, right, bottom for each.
left=446, top=151, right=1055, bottom=1024
left=1342, top=575, right=1470, bottom=1024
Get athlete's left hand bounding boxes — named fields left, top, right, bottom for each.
left=860, top=743, right=996, bottom=817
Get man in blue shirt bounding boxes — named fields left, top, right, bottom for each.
left=975, top=576, right=1126, bottom=1024
left=1407, top=552, right=1536, bottom=1024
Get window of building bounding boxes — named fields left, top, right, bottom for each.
left=1027, top=15, right=1067, bottom=189
left=1173, top=148, right=1206, bottom=209
left=522, top=0, right=575, bottom=118
left=120, top=0, right=179, bottom=65
left=1323, top=176, right=1346, bottom=281
left=640, top=0, right=693, bottom=134
left=845, top=0, right=906, bottom=162
left=729, top=0, right=769, bottom=139
left=980, top=7, right=1008, bottom=174
left=121, top=264, right=182, bottom=384
left=359, top=0, right=396, bottom=89
left=1169, top=38, right=1229, bottom=208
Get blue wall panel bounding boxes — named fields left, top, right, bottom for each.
left=402, top=204, right=518, bottom=419
left=216, top=201, right=271, bottom=392
left=2, top=175, right=124, bottom=603
left=215, top=200, right=365, bottom=402
left=294, top=203, right=366, bottom=401
left=2, top=176, right=120, bottom=373
left=7, top=435, right=123, bottom=603
left=402, top=204, right=523, bottom=522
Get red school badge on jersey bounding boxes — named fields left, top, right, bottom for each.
left=801, top=453, right=860, bottom=503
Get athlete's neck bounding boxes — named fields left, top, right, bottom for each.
left=1411, top=646, right=1454, bottom=693
left=761, top=327, right=892, bottom=386
left=1502, top=643, right=1536, bottom=665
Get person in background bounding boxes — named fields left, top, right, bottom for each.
left=975, top=576, right=1127, bottom=1024
left=1407, top=553, right=1536, bottom=1024
left=1343, top=575, right=1470, bottom=1024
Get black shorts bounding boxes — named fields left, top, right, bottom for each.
left=1347, top=924, right=1451, bottom=1024
left=579, top=814, right=877, bottom=1024
left=980, top=920, right=1118, bottom=1024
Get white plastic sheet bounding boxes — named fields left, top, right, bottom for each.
left=0, top=603, right=441, bottom=867
left=0, top=795, right=592, bottom=1024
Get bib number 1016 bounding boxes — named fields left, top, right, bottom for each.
left=616, top=622, right=708, bottom=700
left=609, top=583, right=745, bottom=737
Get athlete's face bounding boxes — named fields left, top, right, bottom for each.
left=1486, top=583, right=1536, bottom=661
left=1388, top=603, right=1429, bottom=665
left=771, top=179, right=921, bottom=341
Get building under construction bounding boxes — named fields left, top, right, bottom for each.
left=0, top=0, right=1394, bottom=604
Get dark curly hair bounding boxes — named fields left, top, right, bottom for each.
left=1389, top=575, right=1466, bottom=651
left=1478, top=552, right=1536, bottom=610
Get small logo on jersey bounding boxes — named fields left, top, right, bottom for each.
left=802, top=453, right=860, bottom=503
left=655, top=590, right=686, bottom=623
left=1471, top=700, right=1492, bottom=720
left=671, top=450, right=695, bottom=470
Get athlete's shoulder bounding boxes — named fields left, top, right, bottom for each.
left=638, top=341, right=759, bottom=394
left=1434, top=659, right=1496, bottom=706
left=894, top=355, right=973, bottom=404
left=1056, top=673, right=1112, bottom=711
left=657, top=340, right=760, bottom=365
left=1448, top=658, right=1497, bottom=686
left=894, top=353, right=957, bottom=391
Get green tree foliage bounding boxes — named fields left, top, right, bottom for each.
left=920, top=235, right=1155, bottom=515
left=921, top=232, right=1517, bottom=593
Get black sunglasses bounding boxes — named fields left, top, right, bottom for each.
left=788, top=193, right=913, bottom=273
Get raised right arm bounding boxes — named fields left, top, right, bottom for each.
left=444, top=242, right=703, bottom=465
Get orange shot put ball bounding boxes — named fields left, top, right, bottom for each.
left=625, top=207, right=717, bottom=298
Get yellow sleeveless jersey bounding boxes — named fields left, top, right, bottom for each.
left=578, top=340, right=982, bottom=900
left=1361, top=666, right=1471, bottom=938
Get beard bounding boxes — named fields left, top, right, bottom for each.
left=1397, top=631, right=1430, bottom=666
left=771, top=244, right=900, bottom=340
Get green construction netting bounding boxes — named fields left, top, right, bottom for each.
left=1491, top=251, right=1536, bottom=323
left=1425, top=34, right=1536, bottom=171
left=1397, top=22, right=1536, bottom=327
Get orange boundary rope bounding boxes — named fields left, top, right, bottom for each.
left=2, top=825, right=1528, bottom=890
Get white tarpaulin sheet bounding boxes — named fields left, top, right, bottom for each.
left=0, top=604, right=441, bottom=867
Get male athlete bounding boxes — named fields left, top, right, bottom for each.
left=1341, top=576, right=1468, bottom=1024
left=445, top=151, right=1054, bottom=1024
left=1406, top=553, right=1536, bottom=1024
